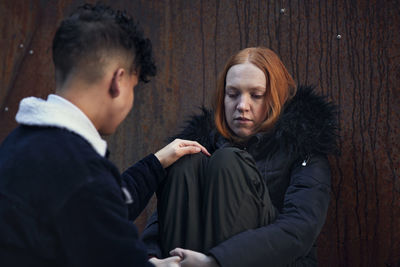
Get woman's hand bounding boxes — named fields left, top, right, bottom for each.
left=170, top=248, right=219, bottom=267
left=155, top=139, right=210, bottom=168
left=149, top=256, right=181, bottom=267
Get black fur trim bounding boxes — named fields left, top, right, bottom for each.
left=169, top=107, right=216, bottom=151
left=174, top=85, right=338, bottom=158
left=272, top=85, right=338, bottom=158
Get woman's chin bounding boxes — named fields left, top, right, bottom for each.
left=233, top=130, right=254, bottom=140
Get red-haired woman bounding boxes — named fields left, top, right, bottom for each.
left=142, top=47, right=337, bottom=267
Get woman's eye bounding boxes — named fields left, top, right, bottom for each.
left=227, top=93, right=238, bottom=98
left=252, top=94, right=263, bottom=99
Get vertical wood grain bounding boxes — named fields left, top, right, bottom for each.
left=0, top=0, right=398, bottom=265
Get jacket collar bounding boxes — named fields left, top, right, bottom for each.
left=15, top=94, right=107, bottom=157
left=173, top=85, right=338, bottom=158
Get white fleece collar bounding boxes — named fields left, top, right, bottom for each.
left=15, top=94, right=107, bottom=157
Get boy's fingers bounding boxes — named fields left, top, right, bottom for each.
left=179, top=140, right=210, bottom=156
left=170, top=248, right=185, bottom=258
left=177, top=146, right=205, bottom=157
left=169, top=256, right=181, bottom=262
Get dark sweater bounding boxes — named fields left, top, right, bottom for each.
left=0, top=125, right=164, bottom=267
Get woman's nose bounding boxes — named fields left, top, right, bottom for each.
left=237, top=95, right=250, bottom=111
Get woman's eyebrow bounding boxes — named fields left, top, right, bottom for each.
left=250, top=86, right=266, bottom=92
left=225, top=86, right=238, bottom=91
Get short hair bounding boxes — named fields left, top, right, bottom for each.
left=214, top=47, right=296, bottom=140
left=52, top=3, right=156, bottom=85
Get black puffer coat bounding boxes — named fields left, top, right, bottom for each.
left=142, top=85, right=337, bottom=266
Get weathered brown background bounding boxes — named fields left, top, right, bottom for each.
left=0, top=0, right=399, bottom=266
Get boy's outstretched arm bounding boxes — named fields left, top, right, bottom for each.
left=122, top=139, right=210, bottom=220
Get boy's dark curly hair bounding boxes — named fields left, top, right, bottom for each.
left=52, top=3, right=156, bottom=84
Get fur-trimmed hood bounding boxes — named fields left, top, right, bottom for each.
left=173, top=85, right=337, bottom=159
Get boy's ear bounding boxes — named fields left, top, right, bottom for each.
left=109, top=68, right=125, bottom=98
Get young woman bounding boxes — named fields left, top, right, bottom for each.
left=142, top=47, right=337, bottom=267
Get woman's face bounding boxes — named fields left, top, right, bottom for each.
left=224, top=63, right=268, bottom=138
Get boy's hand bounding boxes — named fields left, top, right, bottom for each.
left=155, top=139, right=210, bottom=168
left=170, top=248, right=219, bottom=267
left=149, top=256, right=181, bottom=267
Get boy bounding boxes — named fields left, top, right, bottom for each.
left=0, top=3, right=208, bottom=266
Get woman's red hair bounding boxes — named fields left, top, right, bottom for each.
left=214, top=47, right=296, bottom=140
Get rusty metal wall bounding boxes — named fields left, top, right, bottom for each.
left=0, top=0, right=399, bottom=266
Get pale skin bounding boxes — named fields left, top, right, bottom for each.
left=169, top=248, right=219, bottom=267
left=57, top=57, right=210, bottom=266
left=224, top=62, right=268, bottom=138
left=165, top=62, right=268, bottom=266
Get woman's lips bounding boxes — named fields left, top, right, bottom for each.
left=234, top=117, right=252, bottom=124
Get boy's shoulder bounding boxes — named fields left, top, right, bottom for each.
left=0, top=125, right=122, bottom=215
left=1, top=125, right=100, bottom=163
left=0, top=125, right=120, bottom=201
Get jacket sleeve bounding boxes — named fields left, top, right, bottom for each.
left=208, top=154, right=331, bottom=267
left=121, top=154, right=166, bottom=220
left=141, top=210, right=163, bottom=258
left=54, top=178, right=154, bottom=267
